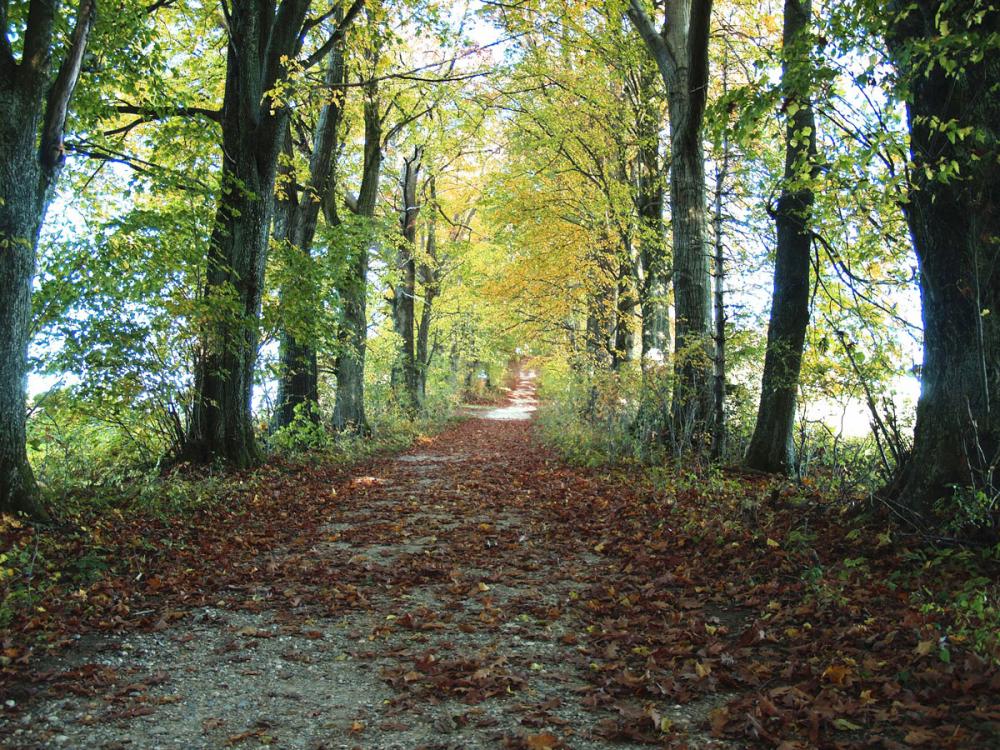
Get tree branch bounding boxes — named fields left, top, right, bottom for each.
left=302, top=0, right=366, bottom=70
left=21, top=0, right=56, bottom=77
left=625, top=0, right=677, bottom=90
left=263, top=0, right=312, bottom=96
left=113, top=103, right=224, bottom=123
left=40, top=0, right=96, bottom=174
left=686, top=0, right=714, bottom=132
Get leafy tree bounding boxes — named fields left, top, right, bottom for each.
left=178, top=0, right=365, bottom=468
left=271, top=18, right=350, bottom=431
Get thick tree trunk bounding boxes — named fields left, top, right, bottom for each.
left=0, top=87, right=48, bottom=520
left=885, top=2, right=1000, bottom=530
left=745, top=0, right=817, bottom=474
left=272, top=40, right=346, bottom=431
left=1, top=0, right=94, bottom=519
left=180, top=0, right=314, bottom=467
left=667, top=87, right=714, bottom=437
left=332, top=81, right=382, bottom=435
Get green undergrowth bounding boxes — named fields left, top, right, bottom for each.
left=650, top=465, right=1000, bottom=664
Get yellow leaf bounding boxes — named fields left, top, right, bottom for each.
left=822, top=664, right=851, bottom=685
left=766, top=537, right=780, bottom=548
left=526, top=732, right=559, bottom=749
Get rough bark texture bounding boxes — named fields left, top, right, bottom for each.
left=885, top=1, right=1000, bottom=530
left=272, top=39, right=346, bottom=431
left=332, top=80, right=382, bottom=435
left=745, top=0, right=817, bottom=474
left=181, top=0, right=364, bottom=464
left=181, top=0, right=312, bottom=467
left=627, top=0, right=715, bottom=442
left=0, top=0, right=94, bottom=519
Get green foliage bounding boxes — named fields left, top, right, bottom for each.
left=904, top=545, right=1000, bottom=663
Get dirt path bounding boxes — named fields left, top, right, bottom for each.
left=0, top=374, right=730, bottom=749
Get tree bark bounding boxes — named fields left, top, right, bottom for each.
left=745, top=0, right=817, bottom=474
left=272, top=36, right=347, bottom=431
left=415, top=179, right=444, bottom=403
left=626, top=0, right=715, bottom=443
left=181, top=0, right=314, bottom=467
left=885, top=1, right=1000, bottom=531
left=392, top=146, right=421, bottom=411
left=0, top=0, right=94, bottom=519
left=632, top=64, right=669, bottom=364
left=711, top=133, right=729, bottom=460
left=180, top=0, right=364, bottom=464
left=332, top=77, right=382, bottom=435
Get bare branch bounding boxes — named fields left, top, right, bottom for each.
left=113, top=103, right=223, bottom=123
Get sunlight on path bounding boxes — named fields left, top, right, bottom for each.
left=462, top=369, right=539, bottom=421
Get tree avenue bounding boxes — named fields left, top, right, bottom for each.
left=1, top=0, right=998, bottom=545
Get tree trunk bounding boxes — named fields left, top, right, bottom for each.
left=0, top=0, right=94, bottom=519
left=392, top=146, right=421, bottom=411
left=666, top=85, right=714, bottom=439
left=272, top=37, right=346, bottom=431
left=711, top=135, right=729, bottom=460
left=181, top=0, right=314, bottom=467
left=633, top=75, right=669, bottom=364
left=745, top=0, right=817, bottom=474
left=1, top=86, right=48, bottom=520
left=627, top=0, right=715, bottom=444
left=332, top=78, right=382, bottom=435
left=415, top=178, right=443, bottom=403
left=885, top=1, right=1000, bottom=531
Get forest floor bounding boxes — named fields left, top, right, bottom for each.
left=1, top=373, right=998, bottom=749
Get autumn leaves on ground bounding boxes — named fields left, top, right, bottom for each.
left=1, top=374, right=998, bottom=749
